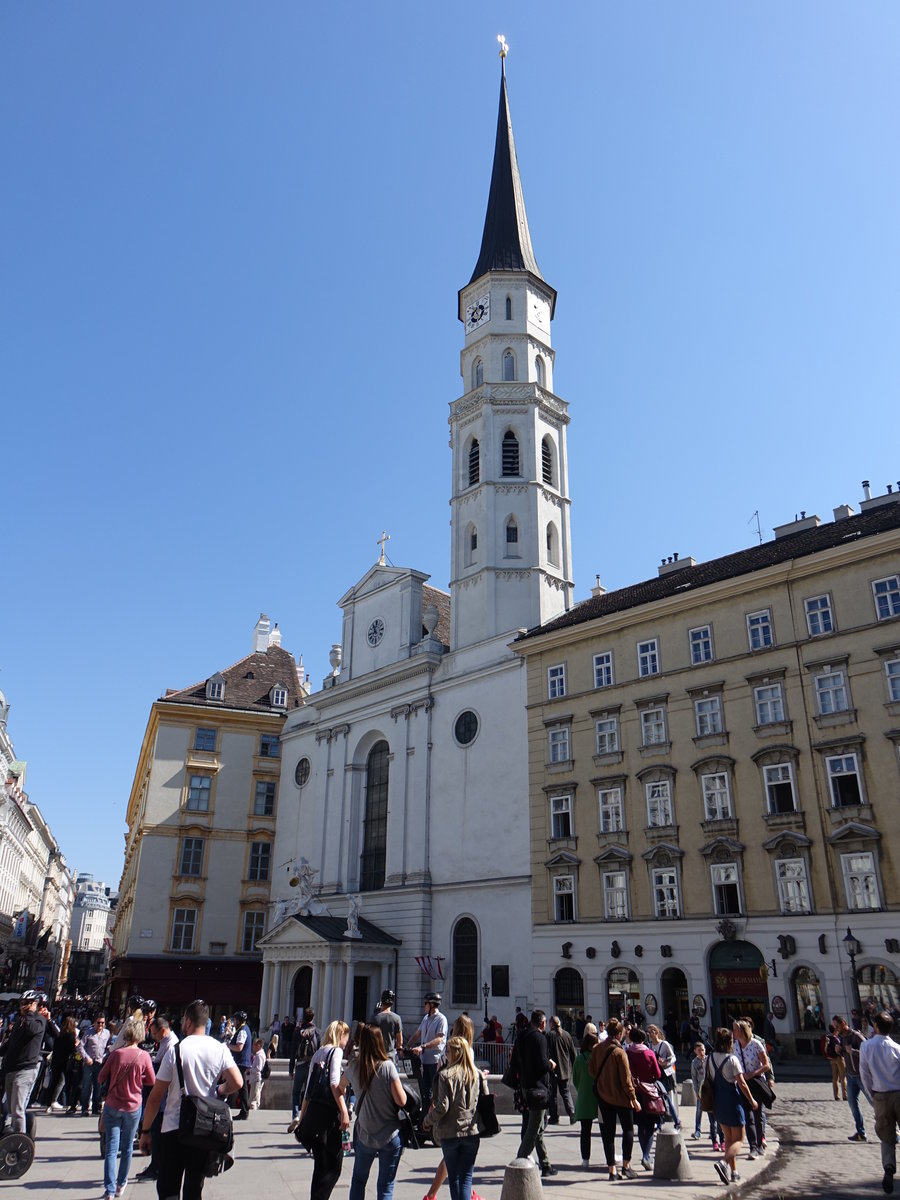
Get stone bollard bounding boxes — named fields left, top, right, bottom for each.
left=500, top=1157, right=544, bottom=1200
left=653, top=1127, right=693, bottom=1180
left=681, top=1078, right=696, bottom=1107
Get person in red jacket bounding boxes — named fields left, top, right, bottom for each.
left=625, top=1028, right=662, bottom=1171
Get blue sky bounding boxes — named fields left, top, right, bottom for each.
left=3, top=3, right=899, bottom=890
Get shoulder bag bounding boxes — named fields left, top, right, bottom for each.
left=174, top=1042, right=234, bottom=1155
left=738, top=1044, right=776, bottom=1109
left=397, top=1087, right=422, bottom=1149
left=475, top=1076, right=499, bottom=1137
left=296, top=1049, right=340, bottom=1150
left=699, top=1058, right=716, bottom=1114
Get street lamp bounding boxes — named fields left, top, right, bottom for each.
left=843, top=927, right=862, bottom=1015
left=482, top=981, right=490, bottom=1024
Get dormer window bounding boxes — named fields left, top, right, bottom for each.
left=206, top=674, right=225, bottom=702
left=270, top=684, right=288, bottom=709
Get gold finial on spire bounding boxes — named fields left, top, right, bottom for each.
left=497, top=34, right=509, bottom=59
left=377, top=530, right=391, bottom=566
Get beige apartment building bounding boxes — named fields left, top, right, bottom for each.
left=111, top=615, right=306, bottom=1021
left=514, top=485, right=900, bottom=1053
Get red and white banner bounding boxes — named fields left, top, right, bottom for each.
left=414, top=955, right=445, bottom=980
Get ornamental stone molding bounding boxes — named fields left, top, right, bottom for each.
left=540, top=488, right=562, bottom=507
left=496, top=484, right=529, bottom=495
left=496, top=570, right=532, bottom=582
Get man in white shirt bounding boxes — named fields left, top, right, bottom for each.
left=407, top=991, right=448, bottom=1119
left=859, top=1011, right=900, bottom=1195
left=138, top=999, right=242, bottom=1200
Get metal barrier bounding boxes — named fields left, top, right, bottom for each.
left=473, top=1039, right=513, bottom=1075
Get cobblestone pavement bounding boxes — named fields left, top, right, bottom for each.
left=9, top=1081, right=894, bottom=1198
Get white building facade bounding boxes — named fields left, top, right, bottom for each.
left=260, top=55, right=575, bottom=1034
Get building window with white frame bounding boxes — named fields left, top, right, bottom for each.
left=248, top=841, right=271, bottom=882
left=690, top=626, right=713, bottom=664
left=638, top=639, right=660, bottom=677
left=194, top=727, right=216, bottom=752
left=186, top=774, right=211, bottom=812
left=646, top=780, right=673, bottom=827
left=550, top=794, right=573, bottom=840
left=553, top=874, right=575, bottom=922
left=548, top=725, right=570, bottom=763
left=776, top=859, right=811, bottom=914
left=804, top=595, right=834, bottom=636
left=747, top=610, right=774, bottom=651
left=254, top=780, right=276, bottom=816
left=179, top=838, right=204, bottom=877
left=873, top=576, right=900, bottom=621
left=271, top=686, right=288, bottom=709
left=206, top=677, right=225, bottom=701
left=702, top=772, right=732, bottom=821
left=603, top=870, right=628, bottom=920
left=763, top=763, right=796, bottom=814
left=754, top=683, right=785, bottom=725
left=595, top=717, right=619, bottom=756
left=695, top=696, right=723, bottom=737
left=711, top=862, right=741, bottom=915
left=598, top=787, right=624, bottom=833
left=548, top=664, right=567, bottom=700
left=640, top=707, right=667, bottom=745
left=652, top=867, right=680, bottom=918
left=886, top=659, right=900, bottom=702
left=815, top=669, right=849, bottom=715
left=842, top=851, right=880, bottom=910
left=259, top=733, right=280, bottom=758
left=242, top=910, right=266, bottom=953
left=171, top=908, right=197, bottom=952
left=826, top=754, right=864, bottom=807
left=593, top=651, right=614, bottom=689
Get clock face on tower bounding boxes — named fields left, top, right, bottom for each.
left=465, top=294, right=490, bottom=332
left=367, top=618, right=385, bottom=647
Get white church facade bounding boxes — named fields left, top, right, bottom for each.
left=259, top=51, right=576, bottom=1032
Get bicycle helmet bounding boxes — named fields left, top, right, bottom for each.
left=424, top=992, right=442, bottom=1006
left=381, top=989, right=395, bottom=1005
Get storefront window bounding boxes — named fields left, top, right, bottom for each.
left=792, top=966, right=825, bottom=1030
left=606, top=967, right=640, bottom=1021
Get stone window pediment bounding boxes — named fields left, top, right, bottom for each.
left=762, top=831, right=812, bottom=854
left=751, top=744, right=799, bottom=765
left=700, top=836, right=745, bottom=859
left=745, top=666, right=787, bottom=686
left=641, top=842, right=684, bottom=865
left=690, top=754, right=735, bottom=776
left=636, top=764, right=676, bottom=782
left=827, top=821, right=880, bottom=845
left=594, top=845, right=633, bottom=866
left=686, top=681, right=725, bottom=698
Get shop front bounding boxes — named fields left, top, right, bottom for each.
left=709, top=940, right=769, bottom=1030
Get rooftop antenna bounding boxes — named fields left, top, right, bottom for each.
left=748, top=510, right=763, bottom=545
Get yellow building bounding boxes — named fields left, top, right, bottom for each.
left=514, top=487, right=900, bottom=1051
left=111, top=615, right=306, bottom=1022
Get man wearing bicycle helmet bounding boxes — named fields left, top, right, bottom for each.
left=408, top=992, right=447, bottom=1118
left=374, top=989, right=403, bottom=1063
left=1, top=990, right=50, bottom=1132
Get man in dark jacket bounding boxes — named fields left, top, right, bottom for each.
left=287, top=1007, right=320, bottom=1132
left=511, top=1009, right=557, bottom=1176
left=1, top=990, right=51, bottom=1132
left=546, top=1015, right=576, bottom=1123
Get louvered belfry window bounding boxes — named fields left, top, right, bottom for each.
left=542, top=437, right=553, bottom=485
left=468, top=439, right=480, bottom=486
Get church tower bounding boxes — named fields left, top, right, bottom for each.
left=449, top=47, right=575, bottom=652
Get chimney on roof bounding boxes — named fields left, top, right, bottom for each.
left=591, top=575, right=607, bottom=598
left=658, top=554, right=696, bottom=577
left=860, top=479, right=900, bottom=512
left=252, top=613, right=271, bottom=653
left=862, top=480, right=872, bottom=500
left=268, top=623, right=282, bottom=649
left=773, top=513, right=821, bottom=539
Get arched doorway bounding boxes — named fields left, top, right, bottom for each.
left=292, top=965, right=312, bottom=1019
left=791, top=966, right=825, bottom=1031
left=709, top=940, right=768, bottom=1030
left=606, top=968, right=640, bottom=1022
left=554, top=967, right=584, bottom=1034
left=661, top=967, right=690, bottom=1046
left=859, top=964, right=900, bottom=1013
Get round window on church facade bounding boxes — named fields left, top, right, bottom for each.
left=294, top=757, right=311, bottom=787
left=454, top=710, right=479, bottom=746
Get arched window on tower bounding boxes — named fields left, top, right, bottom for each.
left=360, top=740, right=389, bottom=892
left=468, top=439, right=480, bottom=487
left=503, top=350, right=516, bottom=381
left=505, top=518, right=519, bottom=556
left=505, top=295, right=512, bottom=320
left=452, top=917, right=478, bottom=1006
left=535, top=355, right=545, bottom=387
left=465, top=524, right=478, bottom=567
left=542, top=435, right=555, bottom=486
left=473, top=358, right=483, bottom=389
left=501, top=430, right=520, bottom=476
left=546, top=521, right=560, bottom=567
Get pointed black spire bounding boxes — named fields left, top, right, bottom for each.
left=468, top=59, right=546, bottom=285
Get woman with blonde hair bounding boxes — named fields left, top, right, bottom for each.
left=423, top=1015, right=484, bottom=1200
left=431, top=1037, right=487, bottom=1200
left=340, top=1024, right=408, bottom=1200
left=733, top=1018, right=771, bottom=1158
left=98, top=1018, right=155, bottom=1198
left=299, top=1020, right=352, bottom=1200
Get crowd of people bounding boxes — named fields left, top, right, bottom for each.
left=4, top=986, right=900, bottom=1198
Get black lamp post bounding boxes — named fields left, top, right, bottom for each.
left=843, top=927, right=862, bottom=1014
left=482, top=981, right=490, bottom=1024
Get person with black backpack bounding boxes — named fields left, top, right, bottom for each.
left=288, top=1008, right=321, bottom=1133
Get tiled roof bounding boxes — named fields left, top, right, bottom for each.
left=423, top=584, right=451, bottom=649
left=161, top=643, right=303, bottom=713
left=291, top=913, right=402, bottom=946
left=520, top=501, right=900, bottom=641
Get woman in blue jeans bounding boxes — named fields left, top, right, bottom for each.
left=431, top=1037, right=486, bottom=1200
left=340, top=1025, right=409, bottom=1200
left=98, top=1020, right=155, bottom=1198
